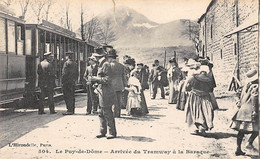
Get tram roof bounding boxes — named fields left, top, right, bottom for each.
left=26, top=20, right=100, bottom=47
left=0, top=12, right=25, bottom=24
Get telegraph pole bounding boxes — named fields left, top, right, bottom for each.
left=163, top=50, right=166, bottom=68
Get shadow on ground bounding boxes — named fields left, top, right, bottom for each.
left=117, top=136, right=155, bottom=142
left=204, top=132, right=236, bottom=139
left=147, top=106, right=168, bottom=112
left=120, top=114, right=166, bottom=121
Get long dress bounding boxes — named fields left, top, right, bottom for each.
left=184, top=74, right=214, bottom=131
left=230, top=82, right=259, bottom=133
left=126, top=76, right=148, bottom=116
left=167, top=66, right=182, bottom=104
left=176, top=78, right=187, bottom=111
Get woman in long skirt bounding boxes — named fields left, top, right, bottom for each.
left=176, top=68, right=188, bottom=110
left=230, top=69, right=258, bottom=156
left=185, top=65, right=214, bottom=136
left=125, top=70, right=148, bottom=116
left=177, top=59, right=200, bottom=110
left=167, top=58, right=182, bottom=104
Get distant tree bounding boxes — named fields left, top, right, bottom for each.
left=31, top=0, right=46, bottom=24
left=19, top=0, right=30, bottom=19
left=86, top=16, right=100, bottom=40
left=2, top=0, right=14, bottom=6
left=80, top=2, right=101, bottom=41
left=183, top=20, right=200, bottom=53
left=96, top=19, right=116, bottom=44
left=44, top=0, right=55, bottom=21
left=80, top=3, right=86, bottom=41
left=65, top=2, right=72, bottom=31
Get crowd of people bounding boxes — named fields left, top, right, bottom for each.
left=37, top=47, right=258, bottom=154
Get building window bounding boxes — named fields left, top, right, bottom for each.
left=220, top=49, right=223, bottom=59
left=210, top=24, right=213, bottom=39
left=25, top=30, right=32, bottom=55
left=7, top=20, right=16, bottom=54
left=202, top=45, right=205, bottom=58
left=0, top=17, right=6, bottom=53
left=234, top=43, right=237, bottom=55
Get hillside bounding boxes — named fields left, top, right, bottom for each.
left=81, top=6, right=195, bottom=48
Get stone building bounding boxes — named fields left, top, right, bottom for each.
left=198, top=0, right=259, bottom=94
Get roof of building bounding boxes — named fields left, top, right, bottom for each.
left=197, top=0, right=216, bottom=23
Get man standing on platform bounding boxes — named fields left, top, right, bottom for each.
left=90, top=53, right=117, bottom=139
left=37, top=52, right=56, bottom=115
left=137, top=63, right=149, bottom=90
left=107, top=49, right=127, bottom=118
left=84, top=55, right=99, bottom=115
left=149, top=60, right=165, bottom=99
left=62, top=52, right=78, bottom=115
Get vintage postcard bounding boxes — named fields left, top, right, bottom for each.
left=0, top=0, right=259, bottom=158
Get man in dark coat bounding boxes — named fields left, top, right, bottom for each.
left=37, top=52, right=56, bottom=114
left=84, top=55, right=99, bottom=115
left=62, top=52, right=78, bottom=115
left=137, top=63, right=149, bottom=90
left=149, top=60, right=165, bottom=99
left=107, top=49, right=127, bottom=118
left=90, top=53, right=117, bottom=139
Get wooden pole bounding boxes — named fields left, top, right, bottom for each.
left=163, top=50, right=166, bottom=68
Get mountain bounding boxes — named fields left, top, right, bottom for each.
left=81, top=6, right=195, bottom=48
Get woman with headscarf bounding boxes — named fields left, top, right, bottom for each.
left=230, top=69, right=258, bottom=156
left=122, top=57, right=136, bottom=109
left=167, top=57, right=182, bottom=104
left=176, top=59, right=200, bottom=110
left=185, top=65, right=214, bottom=136
left=125, top=70, right=148, bottom=116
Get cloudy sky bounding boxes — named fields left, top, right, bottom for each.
left=67, top=0, right=211, bottom=23
left=4, top=0, right=211, bottom=30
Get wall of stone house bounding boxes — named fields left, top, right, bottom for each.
left=198, top=19, right=206, bottom=57
left=238, top=25, right=258, bottom=85
left=198, top=0, right=258, bottom=95
left=204, top=0, right=238, bottom=95
left=237, top=0, right=258, bottom=86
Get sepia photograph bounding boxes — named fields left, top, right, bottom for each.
left=0, top=0, right=259, bottom=158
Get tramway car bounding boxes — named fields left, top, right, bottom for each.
left=0, top=12, right=26, bottom=104
left=0, top=12, right=99, bottom=107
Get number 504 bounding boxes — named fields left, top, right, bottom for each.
left=38, top=149, right=50, bottom=153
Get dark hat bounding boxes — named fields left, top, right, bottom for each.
left=137, top=63, right=144, bottom=66
left=106, top=49, right=118, bottom=57
left=154, top=59, right=159, bottom=64
left=43, top=52, right=52, bottom=56
left=125, top=58, right=135, bottom=66
left=95, top=47, right=105, bottom=54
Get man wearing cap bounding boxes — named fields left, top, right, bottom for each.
left=37, top=52, right=56, bottom=114
left=62, top=52, right=78, bottom=115
left=149, top=60, right=165, bottom=99
left=90, top=52, right=117, bottom=139
left=106, top=49, right=127, bottom=118
left=84, top=55, right=99, bottom=115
